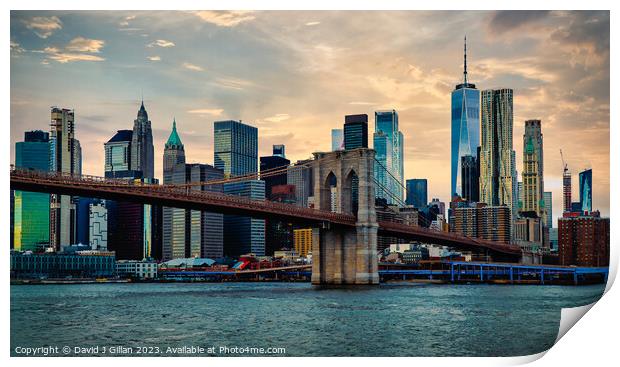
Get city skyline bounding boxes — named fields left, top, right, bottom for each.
left=10, top=11, right=610, bottom=224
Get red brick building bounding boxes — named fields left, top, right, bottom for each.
left=558, top=214, right=609, bottom=267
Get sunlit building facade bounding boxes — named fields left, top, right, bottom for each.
left=14, top=131, right=50, bottom=251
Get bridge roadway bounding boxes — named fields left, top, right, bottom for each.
left=10, top=168, right=522, bottom=259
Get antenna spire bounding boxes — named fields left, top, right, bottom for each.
left=463, top=35, right=468, bottom=84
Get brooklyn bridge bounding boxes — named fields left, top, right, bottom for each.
left=10, top=148, right=526, bottom=285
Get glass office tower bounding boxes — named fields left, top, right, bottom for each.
left=343, top=114, right=368, bottom=150
left=331, top=129, right=344, bottom=151
left=14, top=131, right=51, bottom=251
left=579, top=169, right=593, bottom=213
left=405, top=178, right=428, bottom=209
left=223, top=180, right=266, bottom=257
left=214, top=120, right=258, bottom=176
left=451, top=37, right=480, bottom=198
left=374, top=110, right=404, bottom=204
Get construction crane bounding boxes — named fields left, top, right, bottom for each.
left=560, top=149, right=568, bottom=173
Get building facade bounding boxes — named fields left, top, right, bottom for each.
left=105, top=129, right=156, bottom=260
left=558, top=215, right=609, bottom=267
left=293, top=228, right=315, bottom=257
left=544, top=191, right=553, bottom=228
left=130, top=101, right=155, bottom=179
left=579, top=169, right=593, bottom=214
left=14, top=130, right=50, bottom=251
left=374, top=110, right=404, bottom=204
left=214, top=120, right=258, bottom=176
left=521, top=119, right=545, bottom=221
left=223, top=180, right=266, bottom=257
left=563, top=169, right=572, bottom=212
left=461, top=154, right=479, bottom=202
left=451, top=37, right=480, bottom=198
left=89, top=201, right=107, bottom=251
left=514, top=215, right=543, bottom=251
left=479, top=89, right=517, bottom=225
left=405, top=179, right=427, bottom=209
left=331, top=129, right=344, bottom=151
left=343, top=114, right=368, bottom=150
left=163, top=119, right=187, bottom=260
left=287, top=159, right=314, bottom=208
left=49, top=107, right=80, bottom=250
left=260, top=154, right=290, bottom=198
left=116, top=260, right=157, bottom=279
left=11, top=251, right=116, bottom=279
left=186, top=163, right=225, bottom=259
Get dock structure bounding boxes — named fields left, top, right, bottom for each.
left=156, top=262, right=608, bottom=285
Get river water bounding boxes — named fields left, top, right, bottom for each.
left=10, top=282, right=605, bottom=357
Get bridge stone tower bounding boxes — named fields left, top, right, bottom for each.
left=311, top=148, right=379, bottom=285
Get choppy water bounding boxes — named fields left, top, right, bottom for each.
left=10, top=282, right=605, bottom=357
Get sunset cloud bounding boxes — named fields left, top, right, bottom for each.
left=9, top=10, right=610, bottom=221
left=147, top=39, right=175, bottom=48
left=23, top=15, right=62, bottom=38
left=65, top=37, right=105, bottom=53
left=182, top=62, right=204, bottom=71
left=187, top=108, right=224, bottom=116
left=192, top=10, right=256, bottom=27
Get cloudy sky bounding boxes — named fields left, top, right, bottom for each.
left=10, top=10, right=610, bottom=224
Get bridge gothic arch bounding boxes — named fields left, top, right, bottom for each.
left=311, top=149, right=379, bottom=285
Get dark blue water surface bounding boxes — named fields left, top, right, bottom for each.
left=10, top=282, right=605, bottom=357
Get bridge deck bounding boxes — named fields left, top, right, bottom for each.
left=11, top=168, right=523, bottom=257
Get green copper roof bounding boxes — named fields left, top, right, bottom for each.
left=166, top=118, right=183, bottom=147
left=525, top=137, right=535, bottom=154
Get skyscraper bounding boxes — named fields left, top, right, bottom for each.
left=373, top=130, right=393, bottom=202
left=214, top=120, right=258, bottom=176
left=287, top=159, right=314, bottom=208
left=451, top=37, right=480, bottom=198
left=260, top=154, right=290, bottom=198
left=104, top=130, right=136, bottom=178
left=89, top=200, right=107, bottom=251
left=521, top=119, right=545, bottom=220
left=130, top=100, right=155, bottom=179
left=214, top=119, right=263, bottom=257
left=544, top=191, right=553, bottom=228
left=14, top=130, right=50, bottom=251
left=104, top=129, right=152, bottom=260
left=479, top=89, right=516, bottom=222
left=186, top=163, right=225, bottom=259
left=461, top=155, right=479, bottom=202
left=162, top=119, right=186, bottom=260
left=579, top=169, right=593, bottom=214
left=331, top=129, right=344, bottom=151
left=49, top=107, right=79, bottom=250
left=374, top=110, right=404, bottom=204
left=272, top=144, right=285, bottom=158
left=223, top=180, right=266, bottom=256
left=563, top=169, right=572, bottom=212
left=344, top=114, right=368, bottom=150
left=405, top=179, right=427, bottom=209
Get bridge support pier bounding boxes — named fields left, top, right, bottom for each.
left=311, top=149, right=379, bottom=286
